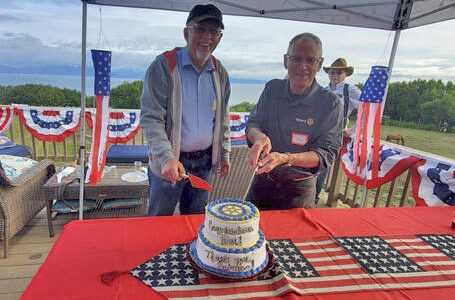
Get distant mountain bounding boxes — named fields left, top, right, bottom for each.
left=0, top=64, right=267, bottom=84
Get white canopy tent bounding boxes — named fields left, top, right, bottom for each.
left=77, top=0, right=455, bottom=218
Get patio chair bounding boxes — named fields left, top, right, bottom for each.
left=0, top=159, right=56, bottom=258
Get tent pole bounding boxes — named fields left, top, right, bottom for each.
left=382, top=29, right=401, bottom=111
left=387, top=30, right=401, bottom=76
left=79, top=1, right=87, bottom=220
left=359, top=29, right=401, bottom=208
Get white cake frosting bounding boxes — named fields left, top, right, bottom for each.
left=189, top=199, right=269, bottom=278
left=202, top=201, right=259, bottom=248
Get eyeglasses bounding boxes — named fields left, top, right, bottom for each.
left=328, top=70, right=343, bottom=75
left=287, top=55, right=321, bottom=66
left=187, top=25, right=222, bottom=37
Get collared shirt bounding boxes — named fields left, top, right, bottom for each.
left=176, top=47, right=216, bottom=152
left=327, top=81, right=361, bottom=118
left=247, top=79, right=343, bottom=174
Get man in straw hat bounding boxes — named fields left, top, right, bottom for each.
left=246, top=33, right=344, bottom=209
left=315, top=58, right=361, bottom=204
left=324, top=58, right=361, bottom=129
left=140, top=4, right=231, bottom=216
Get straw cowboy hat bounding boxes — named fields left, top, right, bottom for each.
left=323, top=58, right=354, bottom=76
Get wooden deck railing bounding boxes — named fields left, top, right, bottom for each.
left=325, top=141, right=455, bottom=208
left=6, top=116, right=145, bottom=164
left=5, top=113, right=453, bottom=208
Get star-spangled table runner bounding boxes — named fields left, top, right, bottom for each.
left=130, top=234, right=455, bottom=300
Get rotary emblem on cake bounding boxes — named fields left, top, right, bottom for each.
left=189, top=199, right=269, bottom=279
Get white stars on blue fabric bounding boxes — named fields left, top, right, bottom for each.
left=257, top=239, right=319, bottom=280
left=418, top=234, right=455, bottom=260
left=109, top=112, right=136, bottom=132
left=130, top=244, right=199, bottom=287
left=359, top=66, right=388, bottom=103
left=31, top=110, right=74, bottom=129
left=335, top=236, right=424, bottom=274
left=91, top=50, right=111, bottom=96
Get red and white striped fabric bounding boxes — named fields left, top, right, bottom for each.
left=85, top=109, right=140, bottom=143
left=0, top=106, right=16, bottom=134
left=85, top=96, right=110, bottom=185
left=85, top=49, right=111, bottom=185
left=230, top=113, right=248, bottom=141
left=132, top=234, right=455, bottom=299
left=352, top=66, right=389, bottom=182
left=16, top=106, right=81, bottom=141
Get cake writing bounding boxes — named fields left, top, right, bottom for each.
left=221, top=235, right=242, bottom=246
left=208, top=220, right=253, bottom=235
left=206, top=250, right=255, bottom=272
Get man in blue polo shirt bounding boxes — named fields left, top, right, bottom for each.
left=140, top=4, right=231, bottom=216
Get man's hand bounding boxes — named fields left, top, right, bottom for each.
left=256, top=152, right=288, bottom=174
left=161, top=158, right=186, bottom=182
left=247, top=136, right=272, bottom=170
left=218, top=161, right=231, bottom=178
left=343, top=128, right=354, bottom=138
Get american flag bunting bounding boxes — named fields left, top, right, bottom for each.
left=353, top=66, right=388, bottom=181
left=130, top=234, right=455, bottom=299
left=86, top=49, right=111, bottom=184
left=0, top=106, right=16, bottom=134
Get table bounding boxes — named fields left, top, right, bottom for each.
left=22, top=206, right=455, bottom=300
left=43, top=166, right=149, bottom=236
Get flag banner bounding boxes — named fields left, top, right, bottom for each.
left=0, top=106, right=16, bottom=134
left=17, top=106, right=81, bottom=141
left=412, top=158, right=455, bottom=206
left=86, top=49, right=111, bottom=185
left=341, top=138, right=421, bottom=188
left=85, top=110, right=247, bottom=145
left=341, top=138, right=455, bottom=206
left=230, top=112, right=248, bottom=146
left=352, top=66, right=388, bottom=182
left=130, top=234, right=455, bottom=299
left=86, top=108, right=140, bottom=143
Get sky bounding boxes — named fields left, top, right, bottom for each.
left=1, top=0, right=455, bottom=87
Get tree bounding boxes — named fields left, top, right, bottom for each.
left=230, top=101, right=256, bottom=112
left=109, top=81, right=143, bottom=109
left=0, top=84, right=71, bottom=106
left=61, top=88, right=81, bottom=106
left=419, top=91, right=455, bottom=126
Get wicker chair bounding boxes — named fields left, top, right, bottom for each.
left=0, top=159, right=56, bottom=258
left=209, top=146, right=254, bottom=201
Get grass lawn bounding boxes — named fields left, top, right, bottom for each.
left=380, top=125, right=455, bottom=160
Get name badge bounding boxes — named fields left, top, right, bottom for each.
left=291, top=133, right=309, bottom=146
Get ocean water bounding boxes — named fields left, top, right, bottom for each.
left=0, top=73, right=264, bottom=106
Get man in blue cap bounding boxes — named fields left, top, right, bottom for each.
left=140, top=4, right=231, bottom=216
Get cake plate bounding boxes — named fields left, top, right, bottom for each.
left=186, top=243, right=275, bottom=282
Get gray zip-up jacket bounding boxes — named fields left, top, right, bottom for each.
left=140, top=48, right=231, bottom=178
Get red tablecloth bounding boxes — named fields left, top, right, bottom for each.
left=21, top=206, right=455, bottom=300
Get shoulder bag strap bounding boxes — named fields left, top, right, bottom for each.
left=343, top=83, right=350, bottom=127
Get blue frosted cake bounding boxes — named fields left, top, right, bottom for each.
left=189, top=199, right=269, bottom=278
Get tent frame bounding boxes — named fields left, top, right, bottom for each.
left=78, top=0, right=454, bottom=218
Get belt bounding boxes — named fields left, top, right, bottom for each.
left=180, top=147, right=212, bottom=159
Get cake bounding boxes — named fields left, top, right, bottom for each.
left=189, top=198, right=269, bottom=278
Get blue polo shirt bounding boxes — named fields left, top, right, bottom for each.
left=176, top=47, right=216, bottom=152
